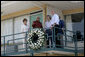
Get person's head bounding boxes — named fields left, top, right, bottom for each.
left=36, top=17, right=40, bottom=21
left=51, top=10, right=55, bottom=15
left=46, top=15, right=51, bottom=21
left=23, top=18, right=27, bottom=25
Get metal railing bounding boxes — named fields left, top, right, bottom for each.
left=1, top=27, right=84, bottom=56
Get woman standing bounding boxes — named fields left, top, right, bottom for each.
left=45, top=15, right=52, bottom=48
left=21, top=18, right=29, bottom=49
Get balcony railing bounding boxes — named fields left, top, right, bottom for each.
left=1, top=27, right=84, bottom=56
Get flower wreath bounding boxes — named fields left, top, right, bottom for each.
left=27, top=28, right=45, bottom=50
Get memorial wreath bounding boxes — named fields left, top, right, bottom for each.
left=27, top=29, right=45, bottom=50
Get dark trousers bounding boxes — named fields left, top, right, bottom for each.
left=46, top=29, right=52, bottom=48
left=53, top=25, right=62, bottom=48
left=46, top=37, right=52, bottom=48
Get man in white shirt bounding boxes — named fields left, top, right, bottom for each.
left=21, top=18, right=29, bottom=49
left=50, top=10, right=60, bottom=48
left=50, top=10, right=60, bottom=27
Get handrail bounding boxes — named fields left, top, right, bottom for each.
left=1, top=32, right=27, bottom=38
left=1, top=27, right=76, bottom=38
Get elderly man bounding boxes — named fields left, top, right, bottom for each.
left=50, top=10, right=60, bottom=48
left=32, top=16, right=43, bottom=28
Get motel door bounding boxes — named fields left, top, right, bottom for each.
left=30, top=10, right=43, bottom=29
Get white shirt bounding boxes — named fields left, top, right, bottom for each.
left=45, top=20, right=51, bottom=29
left=21, top=24, right=29, bottom=32
left=51, top=14, right=60, bottom=26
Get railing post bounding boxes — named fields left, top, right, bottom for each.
left=25, top=32, right=28, bottom=53
left=65, top=29, right=67, bottom=47
left=30, top=50, right=34, bottom=56
left=7, top=40, right=9, bottom=45
left=46, top=34, right=49, bottom=48
left=3, top=36, right=5, bottom=56
left=51, top=26, right=56, bottom=48
left=52, top=27, right=54, bottom=48
left=64, top=15, right=67, bottom=47
left=54, top=27, right=56, bottom=49
left=74, top=34, right=78, bottom=56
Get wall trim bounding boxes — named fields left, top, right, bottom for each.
left=1, top=6, right=41, bottom=20
left=62, top=8, right=84, bottom=15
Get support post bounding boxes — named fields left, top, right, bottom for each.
left=64, top=15, right=67, bottom=47
left=3, top=36, right=5, bottom=56
left=30, top=50, right=34, bottom=56
left=54, top=27, right=56, bottom=49
left=25, top=32, right=28, bottom=53
left=74, top=33, right=78, bottom=56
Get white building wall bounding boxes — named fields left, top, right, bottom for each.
left=1, top=19, right=13, bottom=44
left=1, top=19, right=13, bottom=36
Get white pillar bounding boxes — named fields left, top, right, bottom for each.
left=66, top=15, right=73, bottom=41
